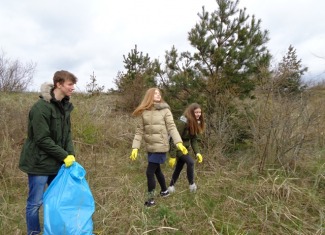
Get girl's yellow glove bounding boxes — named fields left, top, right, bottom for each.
left=168, top=157, right=176, bottom=168
left=129, top=149, right=138, bottom=161
left=196, top=153, right=203, bottom=163
left=176, top=143, right=188, bottom=155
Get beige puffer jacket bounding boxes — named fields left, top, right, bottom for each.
left=132, top=103, right=182, bottom=152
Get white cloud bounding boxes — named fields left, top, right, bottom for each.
left=239, top=0, right=325, bottom=79
left=0, top=0, right=324, bottom=91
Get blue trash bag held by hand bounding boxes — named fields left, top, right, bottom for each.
left=43, top=162, right=95, bottom=235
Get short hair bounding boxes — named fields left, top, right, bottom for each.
left=53, top=70, right=78, bottom=88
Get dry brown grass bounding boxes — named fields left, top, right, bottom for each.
left=0, top=91, right=325, bottom=234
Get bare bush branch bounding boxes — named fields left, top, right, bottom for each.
left=0, top=51, right=36, bottom=92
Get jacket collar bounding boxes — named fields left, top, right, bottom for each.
left=40, top=82, right=70, bottom=103
left=154, top=102, right=170, bottom=110
left=40, top=82, right=54, bottom=103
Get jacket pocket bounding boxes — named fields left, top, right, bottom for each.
left=50, top=112, right=61, bottom=142
left=38, top=149, right=59, bottom=168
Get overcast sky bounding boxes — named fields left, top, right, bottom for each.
left=0, top=0, right=324, bottom=92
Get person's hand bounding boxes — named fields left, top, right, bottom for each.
left=196, top=153, right=203, bottom=163
left=129, top=149, right=138, bottom=161
left=169, top=157, right=176, bottom=168
left=63, top=155, right=75, bottom=167
left=176, top=143, right=188, bottom=155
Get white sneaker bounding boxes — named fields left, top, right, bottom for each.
left=189, top=183, right=197, bottom=192
left=168, top=185, right=175, bottom=193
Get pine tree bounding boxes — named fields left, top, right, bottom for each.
left=161, top=0, right=271, bottom=116
left=114, top=45, right=159, bottom=111
left=274, top=45, right=308, bottom=95
left=159, top=46, right=206, bottom=116
left=160, top=0, right=272, bottom=151
left=189, top=0, right=270, bottom=110
left=86, top=71, right=104, bottom=95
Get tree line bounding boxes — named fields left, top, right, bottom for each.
left=1, top=0, right=311, bottom=170
left=114, top=0, right=309, bottom=160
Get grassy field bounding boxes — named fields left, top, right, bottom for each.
left=0, top=91, right=324, bottom=235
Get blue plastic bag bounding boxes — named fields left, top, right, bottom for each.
left=43, top=162, right=95, bottom=235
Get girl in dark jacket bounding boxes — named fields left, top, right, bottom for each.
left=168, top=103, right=205, bottom=193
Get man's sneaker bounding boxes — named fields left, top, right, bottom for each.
left=189, top=183, right=197, bottom=192
left=160, top=190, right=170, bottom=197
left=168, top=185, right=175, bottom=193
left=144, top=199, right=156, bottom=207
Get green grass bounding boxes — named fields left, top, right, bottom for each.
left=0, top=92, right=325, bottom=234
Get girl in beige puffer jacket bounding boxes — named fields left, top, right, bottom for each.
left=129, top=88, right=188, bottom=207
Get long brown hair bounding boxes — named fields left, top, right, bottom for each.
left=132, top=88, right=165, bottom=116
left=184, top=103, right=205, bottom=135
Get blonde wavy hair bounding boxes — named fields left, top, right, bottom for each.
left=132, top=88, right=165, bottom=116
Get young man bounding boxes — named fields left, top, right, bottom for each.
left=19, top=70, right=78, bottom=235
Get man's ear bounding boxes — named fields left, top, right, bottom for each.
left=55, top=81, right=63, bottom=89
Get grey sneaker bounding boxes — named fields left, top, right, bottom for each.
left=189, top=183, right=197, bottom=192
left=160, top=190, right=170, bottom=197
left=144, top=199, right=156, bottom=207
left=168, top=185, right=175, bottom=193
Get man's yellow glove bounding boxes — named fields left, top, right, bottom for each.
left=196, top=153, right=203, bottom=163
left=129, top=149, right=138, bottom=161
left=176, top=143, right=188, bottom=155
left=169, top=157, right=176, bottom=168
left=63, top=155, right=75, bottom=167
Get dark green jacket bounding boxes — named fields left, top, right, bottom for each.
left=19, top=83, right=75, bottom=175
left=170, top=115, right=201, bottom=158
